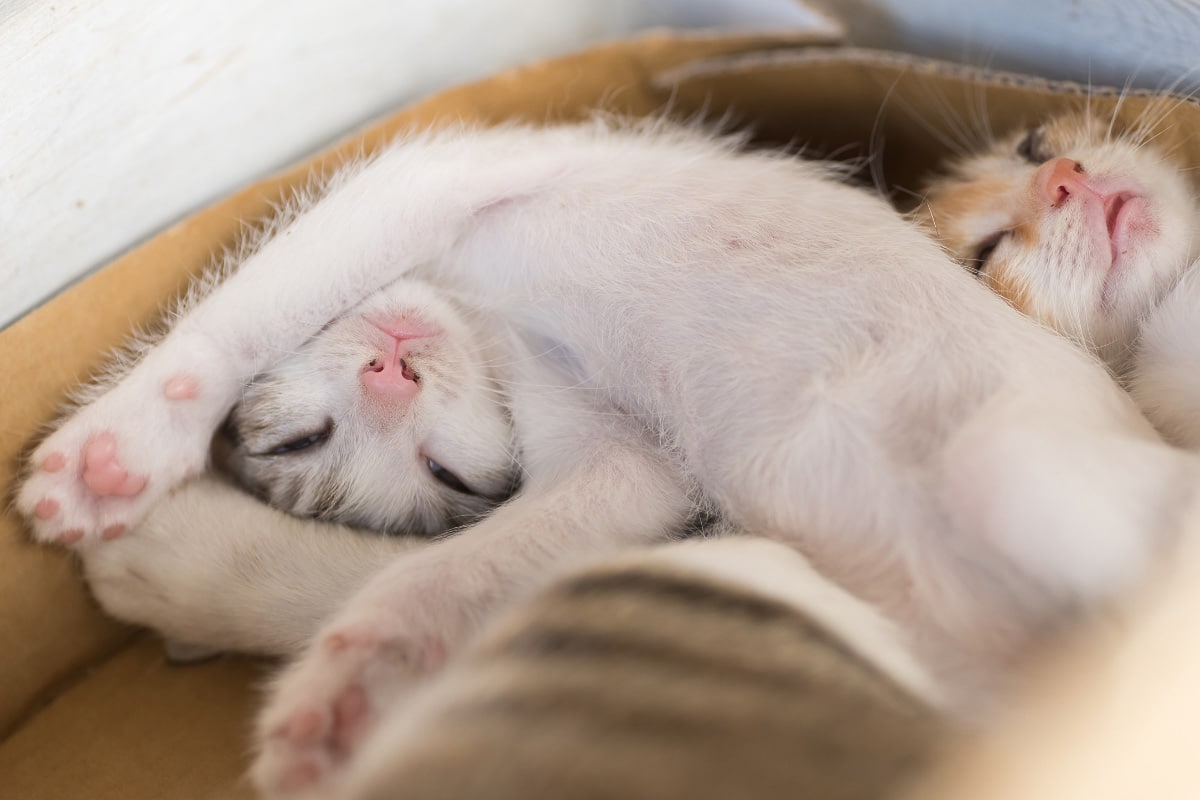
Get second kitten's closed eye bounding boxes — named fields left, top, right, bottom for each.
left=970, top=232, right=1008, bottom=273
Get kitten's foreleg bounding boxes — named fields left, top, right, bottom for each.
left=340, top=536, right=946, bottom=800
left=251, top=432, right=690, bottom=798
left=16, top=127, right=591, bottom=544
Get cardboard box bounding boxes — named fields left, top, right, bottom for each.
left=2, top=30, right=1197, bottom=799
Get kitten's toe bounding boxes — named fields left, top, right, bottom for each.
left=81, top=433, right=148, bottom=497
left=253, top=624, right=440, bottom=798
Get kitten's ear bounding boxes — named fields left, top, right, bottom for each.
left=1016, top=127, right=1050, bottom=164
left=209, top=417, right=264, bottom=498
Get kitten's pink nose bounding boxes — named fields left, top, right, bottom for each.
left=361, top=356, right=419, bottom=401
left=1035, top=157, right=1087, bottom=207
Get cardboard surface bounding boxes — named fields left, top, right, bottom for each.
left=658, top=47, right=1200, bottom=201
left=3, top=28, right=1199, bottom=800
left=0, top=637, right=266, bottom=800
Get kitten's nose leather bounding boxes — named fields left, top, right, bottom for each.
left=361, top=355, right=419, bottom=401
left=1035, top=157, right=1087, bottom=207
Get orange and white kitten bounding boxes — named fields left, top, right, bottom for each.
left=918, top=111, right=1198, bottom=370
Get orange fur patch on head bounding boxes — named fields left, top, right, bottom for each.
left=918, top=106, right=1199, bottom=369
left=919, top=173, right=1024, bottom=262
left=982, top=257, right=1035, bottom=315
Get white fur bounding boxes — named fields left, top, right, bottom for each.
left=1132, top=262, right=1200, bottom=448
left=18, top=122, right=1200, bottom=797
left=83, top=476, right=416, bottom=656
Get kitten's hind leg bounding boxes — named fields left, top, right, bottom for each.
left=251, top=433, right=691, bottom=798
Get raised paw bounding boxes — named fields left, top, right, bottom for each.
left=17, top=365, right=221, bottom=545
left=253, top=622, right=446, bottom=798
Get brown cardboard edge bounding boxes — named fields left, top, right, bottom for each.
left=653, top=46, right=1200, bottom=103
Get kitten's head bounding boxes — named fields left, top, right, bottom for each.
left=917, top=111, right=1199, bottom=370
left=218, top=279, right=519, bottom=535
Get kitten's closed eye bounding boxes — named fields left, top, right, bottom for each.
left=259, top=419, right=335, bottom=456
left=426, top=458, right=475, bottom=495
left=970, top=232, right=1008, bottom=274
left=1016, top=128, right=1053, bottom=165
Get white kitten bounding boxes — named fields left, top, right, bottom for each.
left=18, top=121, right=1199, bottom=797
left=216, top=280, right=520, bottom=535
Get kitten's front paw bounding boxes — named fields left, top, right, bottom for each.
left=18, top=369, right=215, bottom=545
left=252, top=617, right=446, bottom=798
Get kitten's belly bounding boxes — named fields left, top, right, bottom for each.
left=493, top=223, right=1023, bottom=459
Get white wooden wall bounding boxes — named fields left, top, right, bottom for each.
left=4, top=0, right=1198, bottom=329
left=0, top=0, right=823, bottom=328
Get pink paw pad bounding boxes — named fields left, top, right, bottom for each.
left=82, top=433, right=147, bottom=497
left=34, top=498, right=59, bottom=520
left=162, top=372, right=199, bottom=401
left=41, top=452, right=67, bottom=472
left=102, top=524, right=127, bottom=541
left=331, top=685, right=370, bottom=754
left=276, top=709, right=324, bottom=746
left=325, top=630, right=376, bottom=653
left=280, top=762, right=321, bottom=791
left=59, top=529, right=85, bottom=545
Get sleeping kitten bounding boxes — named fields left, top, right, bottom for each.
left=215, top=279, right=521, bottom=536
left=916, top=109, right=1200, bottom=445
left=18, top=121, right=1200, bottom=797
left=916, top=110, right=1196, bottom=371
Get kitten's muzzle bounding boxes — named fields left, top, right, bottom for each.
left=1033, top=157, right=1145, bottom=268
left=361, top=349, right=420, bottom=401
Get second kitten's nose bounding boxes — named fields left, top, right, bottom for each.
left=1035, top=157, right=1087, bottom=207
left=361, top=355, right=419, bottom=401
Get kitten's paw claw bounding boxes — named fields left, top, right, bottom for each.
left=253, top=623, right=443, bottom=797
